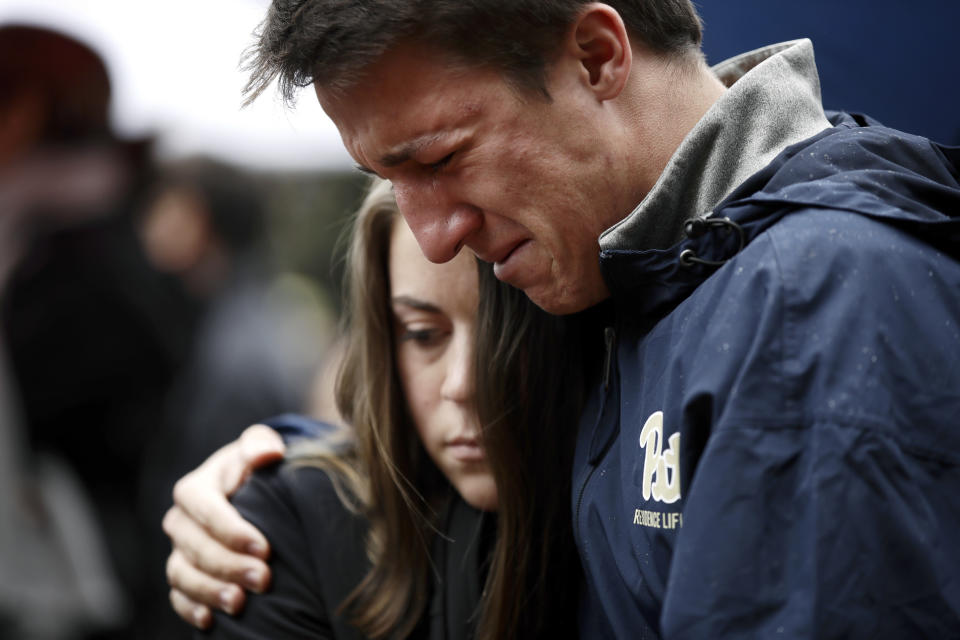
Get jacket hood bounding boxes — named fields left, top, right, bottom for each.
left=599, top=39, right=832, bottom=254
left=601, top=115, right=960, bottom=318
left=598, top=38, right=960, bottom=319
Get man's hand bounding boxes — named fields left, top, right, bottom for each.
left=162, top=424, right=286, bottom=629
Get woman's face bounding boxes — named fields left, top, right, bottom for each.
left=388, top=217, right=497, bottom=511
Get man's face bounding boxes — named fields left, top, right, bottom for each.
left=318, top=43, right=633, bottom=314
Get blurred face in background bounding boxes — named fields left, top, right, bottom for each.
left=139, top=186, right=210, bottom=275
left=388, top=217, right=497, bottom=511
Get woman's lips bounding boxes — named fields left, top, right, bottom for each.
left=446, top=438, right=486, bottom=463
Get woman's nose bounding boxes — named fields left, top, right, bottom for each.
left=440, top=330, right=474, bottom=403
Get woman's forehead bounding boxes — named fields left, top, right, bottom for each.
left=388, top=218, right=478, bottom=312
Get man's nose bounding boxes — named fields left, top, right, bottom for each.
left=394, top=182, right=481, bottom=264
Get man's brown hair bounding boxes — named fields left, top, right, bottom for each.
left=243, top=0, right=702, bottom=105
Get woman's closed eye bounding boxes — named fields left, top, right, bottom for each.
left=392, top=298, right=451, bottom=349
left=399, top=325, right=449, bottom=347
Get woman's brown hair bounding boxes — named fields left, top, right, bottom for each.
left=330, top=177, right=441, bottom=638
left=295, top=176, right=586, bottom=638
left=473, top=251, right=589, bottom=639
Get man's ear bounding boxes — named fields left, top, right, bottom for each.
left=567, top=3, right=632, bottom=101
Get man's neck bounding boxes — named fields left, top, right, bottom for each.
left=619, top=51, right=727, bottom=209
left=601, top=40, right=831, bottom=254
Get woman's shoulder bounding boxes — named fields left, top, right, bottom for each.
left=240, top=453, right=360, bottom=511
left=235, top=456, right=370, bottom=586
left=237, top=419, right=365, bottom=541
left=207, top=459, right=371, bottom=640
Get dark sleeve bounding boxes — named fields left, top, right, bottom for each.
left=198, top=462, right=370, bottom=640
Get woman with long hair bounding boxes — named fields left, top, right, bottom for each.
left=168, top=178, right=586, bottom=639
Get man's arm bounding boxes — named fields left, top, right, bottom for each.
left=661, top=210, right=960, bottom=637
left=162, top=424, right=285, bottom=629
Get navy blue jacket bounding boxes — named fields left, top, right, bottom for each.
left=574, top=114, right=960, bottom=638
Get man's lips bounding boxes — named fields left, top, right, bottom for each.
left=477, top=238, right=525, bottom=265
left=490, top=239, right=530, bottom=281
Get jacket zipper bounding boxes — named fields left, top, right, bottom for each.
left=574, top=326, right=618, bottom=542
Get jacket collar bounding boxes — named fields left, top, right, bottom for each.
left=599, top=39, right=832, bottom=254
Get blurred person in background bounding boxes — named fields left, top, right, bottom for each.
left=136, top=157, right=329, bottom=473
left=0, top=23, right=193, bottom=639
left=136, top=156, right=333, bottom=638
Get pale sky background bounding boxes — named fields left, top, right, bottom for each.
left=0, top=0, right=355, bottom=171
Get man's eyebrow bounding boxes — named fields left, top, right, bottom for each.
left=379, top=133, right=444, bottom=169
left=391, top=295, right=441, bottom=313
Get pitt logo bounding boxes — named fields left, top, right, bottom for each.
left=638, top=411, right=681, bottom=504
